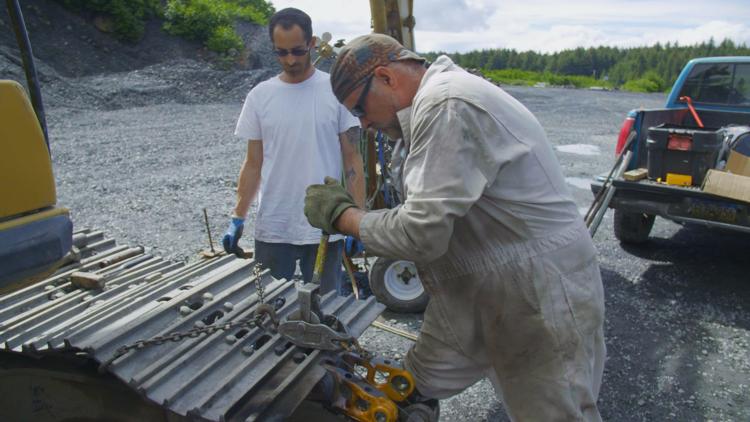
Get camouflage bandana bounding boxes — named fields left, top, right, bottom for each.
left=330, top=33, right=425, bottom=103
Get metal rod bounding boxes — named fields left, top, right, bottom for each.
left=5, top=0, right=49, bottom=150
left=585, top=130, right=636, bottom=225
left=371, top=319, right=417, bottom=342
left=589, top=150, right=633, bottom=237
left=342, top=255, right=360, bottom=300
left=203, top=208, right=215, bottom=253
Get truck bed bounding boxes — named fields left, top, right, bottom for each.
left=590, top=105, right=750, bottom=234
left=626, top=107, right=750, bottom=170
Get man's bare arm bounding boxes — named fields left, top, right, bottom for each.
left=335, top=207, right=365, bottom=238
left=233, top=140, right=263, bottom=217
left=339, top=126, right=366, bottom=208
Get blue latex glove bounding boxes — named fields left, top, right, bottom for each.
left=344, top=236, right=364, bottom=257
left=222, top=217, right=244, bottom=256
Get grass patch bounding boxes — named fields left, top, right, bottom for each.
left=481, top=68, right=615, bottom=90
left=57, top=0, right=275, bottom=56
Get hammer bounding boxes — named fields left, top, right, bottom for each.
left=70, top=254, right=151, bottom=290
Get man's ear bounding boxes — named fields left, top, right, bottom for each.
left=374, top=66, right=396, bottom=87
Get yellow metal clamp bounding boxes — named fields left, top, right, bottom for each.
left=323, top=363, right=399, bottom=422
left=342, top=352, right=415, bottom=402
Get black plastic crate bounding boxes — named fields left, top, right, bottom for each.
left=646, top=124, right=723, bottom=186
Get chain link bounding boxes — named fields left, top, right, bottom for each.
left=339, top=337, right=371, bottom=359
left=101, top=313, right=265, bottom=368
left=254, top=262, right=265, bottom=304
left=101, top=262, right=270, bottom=368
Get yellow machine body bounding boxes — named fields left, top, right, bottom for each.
left=0, top=80, right=72, bottom=289
left=0, top=80, right=57, bottom=220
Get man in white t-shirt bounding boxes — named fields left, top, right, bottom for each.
left=223, top=8, right=363, bottom=295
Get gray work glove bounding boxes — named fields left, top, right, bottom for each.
left=304, top=176, right=357, bottom=234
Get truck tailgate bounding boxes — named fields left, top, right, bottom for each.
left=591, top=177, right=750, bottom=232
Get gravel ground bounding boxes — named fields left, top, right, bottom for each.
left=44, top=84, right=750, bottom=421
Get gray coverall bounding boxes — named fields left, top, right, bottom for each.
left=359, top=56, right=605, bottom=421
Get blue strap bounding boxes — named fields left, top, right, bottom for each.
left=376, top=130, right=392, bottom=207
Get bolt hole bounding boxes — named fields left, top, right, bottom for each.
left=202, top=310, right=224, bottom=325
left=254, top=334, right=272, bottom=350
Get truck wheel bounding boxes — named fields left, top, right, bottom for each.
left=369, top=258, right=429, bottom=313
left=614, top=210, right=655, bottom=244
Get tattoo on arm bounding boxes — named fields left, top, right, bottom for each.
left=345, top=166, right=356, bottom=181
left=343, top=126, right=360, bottom=147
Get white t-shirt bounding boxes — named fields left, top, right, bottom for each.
left=235, top=69, right=359, bottom=244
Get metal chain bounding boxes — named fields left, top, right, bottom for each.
left=102, top=262, right=270, bottom=368
left=254, top=262, right=265, bottom=304
left=101, top=313, right=265, bottom=369
left=338, top=337, right=371, bottom=359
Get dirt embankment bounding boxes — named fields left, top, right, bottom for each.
left=0, top=0, right=285, bottom=109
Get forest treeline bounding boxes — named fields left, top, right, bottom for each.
left=423, top=39, right=750, bottom=92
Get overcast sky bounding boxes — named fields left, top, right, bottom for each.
left=271, top=0, right=750, bottom=53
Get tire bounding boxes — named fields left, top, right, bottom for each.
left=369, top=258, right=429, bottom=313
left=401, top=401, right=440, bottom=422
left=614, top=209, right=655, bottom=244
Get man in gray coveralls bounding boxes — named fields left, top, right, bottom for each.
left=304, top=33, right=606, bottom=421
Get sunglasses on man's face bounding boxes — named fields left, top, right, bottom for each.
left=350, top=74, right=374, bottom=118
left=274, top=47, right=310, bottom=57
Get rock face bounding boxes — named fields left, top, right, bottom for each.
left=0, top=0, right=282, bottom=110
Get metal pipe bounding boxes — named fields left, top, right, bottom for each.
left=588, top=150, right=633, bottom=237
left=369, top=0, right=387, bottom=34
left=5, top=0, right=50, bottom=150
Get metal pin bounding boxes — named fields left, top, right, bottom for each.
left=201, top=208, right=220, bottom=258
left=204, top=208, right=215, bottom=253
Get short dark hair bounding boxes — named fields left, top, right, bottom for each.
left=268, top=8, right=312, bottom=44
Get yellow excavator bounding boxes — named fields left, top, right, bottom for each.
left=0, top=1, right=72, bottom=294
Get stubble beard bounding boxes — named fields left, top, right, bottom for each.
left=284, top=57, right=311, bottom=79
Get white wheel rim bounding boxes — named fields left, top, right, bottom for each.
left=382, top=260, right=424, bottom=301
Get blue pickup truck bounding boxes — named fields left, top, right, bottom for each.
left=591, top=57, right=750, bottom=243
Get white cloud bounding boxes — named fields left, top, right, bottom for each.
left=270, top=1, right=750, bottom=53
left=413, top=0, right=498, bottom=31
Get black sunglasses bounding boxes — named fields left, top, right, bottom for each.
left=274, top=47, right=310, bottom=57
left=351, top=74, right=374, bottom=118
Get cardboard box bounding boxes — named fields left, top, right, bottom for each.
left=702, top=169, right=750, bottom=203
left=726, top=150, right=750, bottom=177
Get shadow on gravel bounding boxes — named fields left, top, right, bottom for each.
left=600, top=223, right=750, bottom=421
left=621, top=224, right=749, bottom=269
left=599, top=267, right=718, bottom=421
left=484, top=401, right=510, bottom=422
left=620, top=224, right=749, bottom=329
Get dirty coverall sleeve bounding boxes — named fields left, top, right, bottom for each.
left=360, top=99, right=506, bottom=263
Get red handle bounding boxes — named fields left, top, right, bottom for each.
left=679, top=96, right=704, bottom=128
